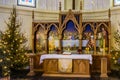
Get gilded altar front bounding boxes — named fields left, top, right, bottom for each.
left=41, top=54, right=92, bottom=77
left=43, top=59, right=90, bottom=77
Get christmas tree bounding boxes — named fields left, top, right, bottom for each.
left=110, top=30, right=120, bottom=71
left=0, top=7, right=28, bottom=77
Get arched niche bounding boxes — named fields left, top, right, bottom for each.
left=82, top=24, right=94, bottom=40
left=35, top=26, right=45, bottom=53
left=62, top=20, right=79, bottom=53
left=48, top=25, right=59, bottom=54
left=82, top=24, right=94, bottom=54
left=96, top=23, right=109, bottom=54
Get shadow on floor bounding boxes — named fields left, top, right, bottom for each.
left=0, top=69, right=119, bottom=80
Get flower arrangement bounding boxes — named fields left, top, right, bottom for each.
left=55, top=48, right=61, bottom=54
left=77, top=48, right=82, bottom=54
left=111, top=51, right=120, bottom=71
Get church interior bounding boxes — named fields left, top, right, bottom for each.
left=0, top=0, right=120, bottom=80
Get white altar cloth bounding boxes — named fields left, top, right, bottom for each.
left=40, top=54, right=92, bottom=64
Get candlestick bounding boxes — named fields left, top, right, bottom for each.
left=86, top=47, right=89, bottom=54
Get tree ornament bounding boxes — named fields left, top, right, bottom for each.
left=4, top=72, right=8, bottom=76
left=8, top=35, right=10, bottom=38
left=0, top=59, right=3, bottom=62
left=6, top=58, right=10, bottom=61
left=3, top=51, right=6, bottom=53
left=20, top=39, right=23, bottom=43
left=4, top=66, right=7, bottom=69
left=16, top=32, right=18, bottom=35
left=11, top=48, right=13, bottom=50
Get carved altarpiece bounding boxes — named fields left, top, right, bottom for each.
left=28, top=9, right=111, bottom=77
left=32, top=9, right=111, bottom=55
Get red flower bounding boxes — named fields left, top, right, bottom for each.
left=77, top=49, right=82, bottom=54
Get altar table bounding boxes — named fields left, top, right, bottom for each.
left=40, top=54, right=92, bottom=77
left=40, top=54, right=92, bottom=64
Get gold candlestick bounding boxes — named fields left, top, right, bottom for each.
left=86, top=47, right=89, bottom=54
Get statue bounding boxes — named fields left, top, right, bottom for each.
left=86, top=35, right=94, bottom=54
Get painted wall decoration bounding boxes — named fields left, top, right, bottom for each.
left=48, top=25, right=59, bottom=54
left=36, top=27, right=45, bottom=53
left=96, top=25, right=109, bottom=54
left=114, top=0, right=120, bottom=6
left=17, top=0, right=36, bottom=8
left=82, top=24, right=94, bottom=54
left=62, top=20, right=79, bottom=52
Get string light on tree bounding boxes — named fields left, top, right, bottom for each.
left=0, top=6, right=29, bottom=77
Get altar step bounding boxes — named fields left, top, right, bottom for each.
left=42, top=73, right=90, bottom=78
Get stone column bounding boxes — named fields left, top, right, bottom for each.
left=79, top=34, right=82, bottom=49
left=108, top=34, right=110, bottom=54
left=44, top=34, right=48, bottom=54
left=94, top=34, right=97, bottom=54
left=59, top=34, right=62, bottom=54
left=32, top=33, right=35, bottom=53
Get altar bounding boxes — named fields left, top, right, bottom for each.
left=40, top=54, right=92, bottom=77
left=28, top=6, right=110, bottom=78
